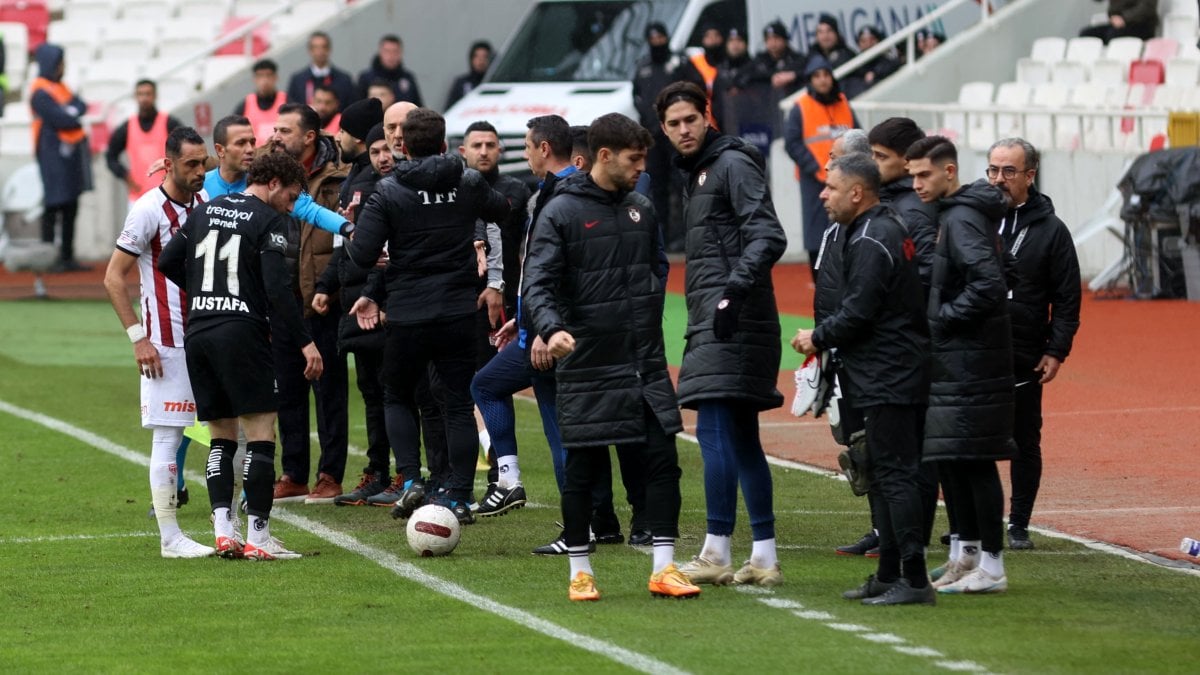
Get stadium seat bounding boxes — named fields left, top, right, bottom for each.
left=270, top=12, right=313, bottom=40
left=1051, top=61, right=1087, bottom=86
left=1065, top=36, right=1104, bottom=64
left=80, top=70, right=140, bottom=105
left=63, top=0, right=117, bottom=24
left=1016, top=57, right=1050, bottom=85
left=99, top=21, right=158, bottom=61
left=201, top=54, right=249, bottom=91
left=121, top=0, right=176, bottom=20
left=1130, top=59, right=1166, bottom=84
left=1, top=21, right=29, bottom=92
left=994, top=81, right=1031, bottom=139
left=1072, top=83, right=1121, bottom=150
left=214, top=16, right=270, bottom=57
left=1026, top=83, right=1068, bottom=149
left=153, top=75, right=195, bottom=110
left=1105, top=36, right=1145, bottom=64
left=1029, top=36, right=1066, bottom=63
left=1150, top=83, right=1187, bottom=109
left=233, top=0, right=284, bottom=16
left=943, top=81, right=993, bottom=150
left=46, top=20, right=98, bottom=61
left=0, top=0, right=48, bottom=52
left=1143, top=37, right=1180, bottom=63
left=176, top=0, right=230, bottom=34
left=1090, top=58, right=1127, bottom=84
left=1126, top=81, right=1157, bottom=107
left=291, top=0, right=341, bottom=21
left=0, top=117, right=33, bottom=156
left=156, top=19, right=217, bottom=63
left=1162, top=13, right=1199, bottom=47
left=1165, top=57, right=1199, bottom=86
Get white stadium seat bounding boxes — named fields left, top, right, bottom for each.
left=1, top=21, right=30, bottom=92
left=1065, top=36, right=1104, bottom=64
left=99, top=21, right=158, bottom=61
left=1165, top=57, right=1200, bottom=86
left=1090, top=58, right=1127, bottom=84
left=994, top=81, right=1031, bottom=140
left=1030, top=36, right=1066, bottom=63
left=943, top=81, right=993, bottom=149
left=1105, top=37, right=1145, bottom=65
left=1051, top=61, right=1087, bottom=86
left=1026, top=83, right=1069, bottom=149
left=46, top=20, right=99, bottom=62
left=0, top=119, right=34, bottom=157
left=202, top=54, right=250, bottom=91
left=1162, top=13, right=1199, bottom=47
left=1016, top=57, right=1050, bottom=85
left=122, top=0, right=177, bottom=21
left=64, top=0, right=118, bottom=24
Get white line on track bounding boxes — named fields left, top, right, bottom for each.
left=0, top=399, right=688, bottom=675
left=0, top=532, right=157, bottom=545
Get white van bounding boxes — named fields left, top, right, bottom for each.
left=443, top=0, right=981, bottom=173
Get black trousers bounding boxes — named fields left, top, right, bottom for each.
left=867, top=407, right=939, bottom=547
left=42, top=200, right=78, bottom=261
left=350, top=345, right=391, bottom=477
left=275, top=308, right=349, bottom=483
left=416, top=364, right=451, bottom=489
left=382, top=315, right=477, bottom=501
left=1008, top=381, right=1043, bottom=530
left=562, top=405, right=679, bottom=548
left=863, top=405, right=926, bottom=568
left=942, top=459, right=1006, bottom=554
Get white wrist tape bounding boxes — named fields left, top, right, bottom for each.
left=127, top=324, right=147, bottom=343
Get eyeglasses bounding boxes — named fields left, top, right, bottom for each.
left=985, top=165, right=1027, bottom=179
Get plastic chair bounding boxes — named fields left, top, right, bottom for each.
left=1143, top=37, right=1180, bottom=63
left=994, top=81, right=1031, bottom=139
left=1165, top=57, right=1199, bottom=86
left=0, top=21, right=29, bottom=91
left=1105, top=36, right=1145, bottom=64
left=1029, top=36, right=1066, bottom=63
left=1051, top=61, right=1087, bottom=86
left=1129, top=59, right=1166, bottom=85
left=1089, top=58, right=1126, bottom=84
left=63, top=0, right=117, bottom=24
left=1065, top=36, right=1104, bottom=63
left=99, top=21, right=158, bottom=61
left=0, top=0, right=49, bottom=51
left=1016, top=57, right=1050, bottom=85
left=1162, top=13, right=1199, bottom=47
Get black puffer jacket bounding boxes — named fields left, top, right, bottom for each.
left=924, top=180, right=1017, bottom=462
left=522, top=172, right=681, bottom=448
left=346, top=154, right=508, bottom=324
left=812, top=204, right=929, bottom=408
left=675, top=131, right=787, bottom=411
left=997, top=189, right=1081, bottom=378
left=879, top=176, right=938, bottom=297
left=485, top=169, right=531, bottom=318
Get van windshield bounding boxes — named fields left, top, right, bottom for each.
left=489, top=0, right=687, bottom=82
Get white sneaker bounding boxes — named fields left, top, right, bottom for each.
left=243, top=538, right=302, bottom=561
left=678, top=555, right=735, bottom=585
left=161, top=534, right=216, bottom=559
left=937, top=567, right=1008, bottom=594
left=931, top=558, right=977, bottom=589
left=229, top=513, right=246, bottom=548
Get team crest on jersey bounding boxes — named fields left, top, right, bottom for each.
left=698, top=170, right=707, bottom=186
left=628, top=207, right=641, bottom=223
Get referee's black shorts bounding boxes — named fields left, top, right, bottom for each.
left=185, top=321, right=276, bottom=421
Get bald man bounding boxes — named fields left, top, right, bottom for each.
left=383, top=101, right=418, bottom=160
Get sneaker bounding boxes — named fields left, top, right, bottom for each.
left=648, top=563, right=702, bottom=599
left=243, top=538, right=303, bottom=561
left=932, top=558, right=979, bottom=589
left=215, top=535, right=245, bottom=559
left=533, top=533, right=595, bottom=555
left=476, top=482, right=527, bottom=517
left=842, top=574, right=896, bottom=600
left=627, top=530, right=652, bottom=547
left=862, top=579, right=936, bottom=606
left=733, top=560, right=783, bottom=587
left=160, top=534, right=215, bottom=559
left=304, top=473, right=342, bottom=504
left=864, top=546, right=881, bottom=558
left=937, top=567, right=1007, bottom=594
left=930, top=561, right=949, bottom=582
left=1008, top=527, right=1035, bottom=550
left=678, top=555, right=735, bottom=586
left=594, top=532, right=625, bottom=545
left=569, top=571, right=601, bottom=602
left=334, top=472, right=389, bottom=506
left=367, top=473, right=407, bottom=507
left=272, top=475, right=309, bottom=503
left=429, top=494, right=476, bottom=525
left=836, top=531, right=879, bottom=556
left=388, top=478, right=427, bottom=520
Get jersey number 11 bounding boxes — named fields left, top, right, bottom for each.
left=195, top=231, right=242, bottom=296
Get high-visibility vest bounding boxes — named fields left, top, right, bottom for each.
left=244, top=91, right=287, bottom=143
left=29, top=77, right=87, bottom=148
left=688, top=53, right=720, bottom=130
left=322, top=112, right=341, bottom=135
left=795, top=91, right=854, bottom=184
left=126, top=112, right=168, bottom=200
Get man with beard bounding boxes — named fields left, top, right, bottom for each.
left=784, top=55, right=857, bottom=275
left=266, top=103, right=351, bottom=505
left=633, top=22, right=682, bottom=240
left=357, top=34, right=422, bottom=105
left=805, top=14, right=856, bottom=71
left=383, top=101, right=419, bottom=161
left=311, top=84, right=342, bottom=134
left=445, top=41, right=493, bottom=110
left=522, top=113, right=697, bottom=601
left=105, top=79, right=183, bottom=205
left=677, top=24, right=727, bottom=131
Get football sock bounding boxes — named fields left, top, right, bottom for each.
left=961, top=539, right=982, bottom=568
left=701, top=533, right=732, bottom=566
left=949, top=534, right=961, bottom=562
left=233, top=427, right=249, bottom=494
left=174, top=436, right=190, bottom=492
left=568, top=546, right=592, bottom=579
left=243, top=441, right=276, bottom=518
left=876, top=550, right=902, bottom=584
left=212, top=507, right=234, bottom=539
left=497, top=455, right=520, bottom=488
left=903, top=554, right=930, bottom=588
left=750, top=537, right=778, bottom=569
left=151, top=427, right=184, bottom=542
left=205, top=438, right=237, bottom=511
left=247, top=514, right=271, bottom=547
left=652, top=536, right=675, bottom=573
left=980, top=550, right=1005, bottom=577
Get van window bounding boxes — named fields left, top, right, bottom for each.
left=684, top=0, right=746, bottom=47
left=489, top=0, right=687, bottom=83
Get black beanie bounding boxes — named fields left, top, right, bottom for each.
left=340, top=97, right=383, bottom=141
left=364, top=122, right=386, bottom=148
left=818, top=13, right=839, bottom=33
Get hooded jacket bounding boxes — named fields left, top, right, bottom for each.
left=924, top=180, right=1017, bottom=462
left=674, top=131, right=786, bottom=411
left=997, top=189, right=1081, bottom=377
left=29, top=44, right=92, bottom=207
left=522, top=172, right=681, bottom=448
left=879, top=175, right=938, bottom=297
left=346, top=153, right=509, bottom=324
left=296, top=134, right=348, bottom=317
left=357, top=55, right=422, bottom=105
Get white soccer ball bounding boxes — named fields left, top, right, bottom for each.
left=406, top=504, right=462, bottom=557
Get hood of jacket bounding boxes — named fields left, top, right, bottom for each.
left=1002, top=187, right=1055, bottom=235
left=803, top=54, right=842, bottom=103
left=554, top=170, right=627, bottom=204
left=676, top=129, right=766, bottom=174
left=942, top=179, right=1008, bottom=222
left=392, top=153, right=466, bottom=192
left=35, top=44, right=64, bottom=82
left=310, top=133, right=342, bottom=175
left=879, top=175, right=917, bottom=202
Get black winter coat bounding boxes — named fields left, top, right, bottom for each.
left=879, top=176, right=938, bottom=297
left=346, top=154, right=508, bottom=324
left=522, top=173, right=682, bottom=448
left=675, top=132, right=786, bottom=411
left=813, top=204, right=929, bottom=407
left=484, top=169, right=531, bottom=317
left=924, top=180, right=1017, bottom=462
left=997, top=189, right=1081, bottom=377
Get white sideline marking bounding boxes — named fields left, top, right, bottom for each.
left=0, top=532, right=157, bottom=545
left=860, top=633, right=906, bottom=644
left=934, top=660, right=988, bottom=672
left=826, top=623, right=871, bottom=633
left=724, top=405, right=1200, bottom=430
left=1036, top=506, right=1197, bottom=515
left=0, top=399, right=689, bottom=675
left=759, top=598, right=804, bottom=609
left=793, top=610, right=835, bottom=620
left=895, top=646, right=944, bottom=658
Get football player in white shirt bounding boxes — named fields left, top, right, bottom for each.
left=103, top=127, right=215, bottom=559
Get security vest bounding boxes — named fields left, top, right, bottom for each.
left=244, top=91, right=287, bottom=143
left=125, top=112, right=168, bottom=201
left=29, top=77, right=87, bottom=149
left=322, top=113, right=341, bottom=135
left=688, top=53, right=720, bottom=130
left=795, top=91, right=854, bottom=184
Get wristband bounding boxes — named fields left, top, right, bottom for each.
left=127, top=324, right=147, bottom=343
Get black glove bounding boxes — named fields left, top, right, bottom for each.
left=712, top=290, right=745, bottom=341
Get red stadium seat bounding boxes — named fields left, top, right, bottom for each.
left=214, top=16, right=270, bottom=57
left=1129, top=59, right=1165, bottom=85
left=0, top=0, right=48, bottom=52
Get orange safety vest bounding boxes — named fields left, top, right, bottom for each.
left=795, top=92, right=854, bottom=184
left=322, top=112, right=341, bottom=135
left=29, top=77, right=87, bottom=149
left=244, top=91, right=287, bottom=143
left=126, top=112, right=169, bottom=201
left=688, top=53, right=721, bottom=130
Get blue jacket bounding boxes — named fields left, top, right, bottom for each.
left=203, top=168, right=345, bottom=235
left=30, top=44, right=91, bottom=206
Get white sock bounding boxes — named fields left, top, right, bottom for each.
left=568, top=546, right=592, bottom=579
left=701, top=534, right=732, bottom=566
left=980, top=550, right=1005, bottom=577
left=212, top=507, right=234, bottom=539
left=478, top=429, right=490, bottom=453
left=247, top=515, right=270, bottom=546
left=750, top=538, right=778, bottom=569
left=960, top=539, right=982, bottom=568
left=949, top=534, right=961, bottom=562
left=652, top=536, right=675, bottom=573
left=150, top=427, right=183, bottom=543
left=233, top=430, right=248, bottom=495
left=497, top=455, right=520, bottom=488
